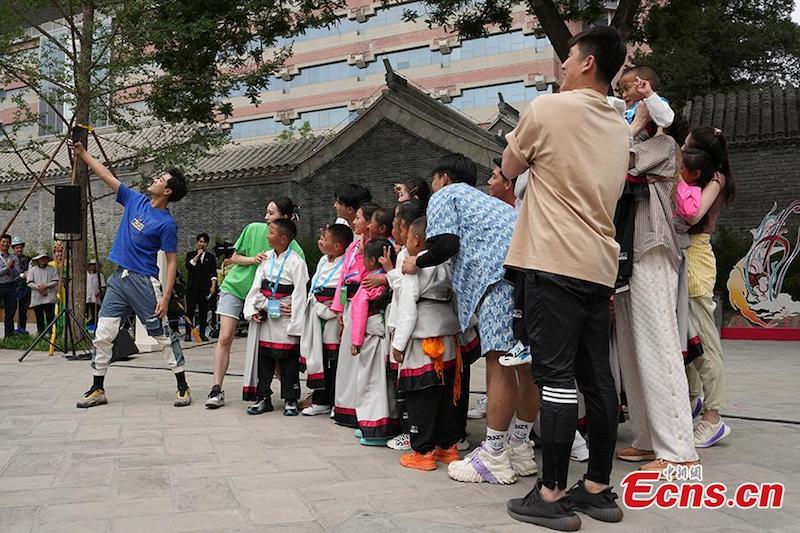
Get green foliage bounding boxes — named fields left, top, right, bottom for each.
left=712, top=225, right=751, bottom=296
left=296, top=236, right=323, bottom=275
left=632, top=0, right=800, bottom=104
left=275, top=121, right=314, bottom=143
left=118, top=0, right=343, bottom=123
left=0, top=332, right=93, bottom=352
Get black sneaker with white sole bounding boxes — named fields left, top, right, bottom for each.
left=247, top=397, right=273, bottom=415
left=284, top=400, right=299, bottom=416
left=204, top=385, right=225, bottom=409
left=507, top=481, right=581, bottom=531
left=566, top=478, right=624, bottom=523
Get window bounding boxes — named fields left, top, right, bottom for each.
left=38, top=36, right=67, bottom=136
left=448, top=81, right=553, bottom=110
left=450, top=31, right=549, bottom=61
left=230, top=106, right=357, bottom=140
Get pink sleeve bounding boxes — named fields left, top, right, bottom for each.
left=349, top=288, right=369, bottom=347
left=675, top=180, right=701, bottom=219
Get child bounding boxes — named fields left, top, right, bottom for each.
left=391, top=217, right=463, bottom=470
left=618, top=66, right=674, bottom=137
left=243, top=219, right=308, bottom=416
left=26, top=251, right=59, bottom=334
left=331, top=202, right=379, bottom=427
left=333, top=184, right=372, bottom=228
left=382, top=199, right=425, bottom=451
left=367, top=206, right=394, bottom=247
left=300, top=223, right=353, bottom=416
left=351, top=238, right=397, bottom=445
left=85, top=260, right=106, bottom=326
left=682, top=127, right=736, bottom=447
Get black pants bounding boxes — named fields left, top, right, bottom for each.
left=17, top=290, right=30, bottom=331
left=406, top=383, right=460, bottom=454
left=520, top=270, right=617, bottom=490
left=185, top=290, right=209, bottom=335
left=311, top=354, right=338, bottom=406
left=85, top=302, right=100, bottom=324
left=457, top=362, right=471, bottom=440
left=33, top=303, right=56, bottom=335
left=0, top=282, right=17, bottom=337
left=257, top=355, right=300, bottom=401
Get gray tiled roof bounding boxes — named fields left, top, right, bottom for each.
left=0, top=123, right=195, bottom=184
left=685, top=86, right=800, bottom=144
left=187, top=136, right=325, bottom=181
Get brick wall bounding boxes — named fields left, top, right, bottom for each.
left=717, top=141, right=800, bottom=233
left=292, top=120, right=455, bottom=240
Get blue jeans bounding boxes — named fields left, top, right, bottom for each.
left=92, top=268, right=184, bottom=376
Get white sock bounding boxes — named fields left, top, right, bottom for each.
left=485, top=428, right=507, bottom=454
left=509, top=417, right=534, bottom=445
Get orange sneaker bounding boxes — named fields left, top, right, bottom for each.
left=616, top=446, right=656, bottom=462
left=400, top=451, right=437, bottom=471
left=433, top=445, right=460, bottom=464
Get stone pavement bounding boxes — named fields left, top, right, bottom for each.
left=0, top=338, right=798, bottom=532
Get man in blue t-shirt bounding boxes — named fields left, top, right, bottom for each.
left=69, top=138, right=190, bottom=409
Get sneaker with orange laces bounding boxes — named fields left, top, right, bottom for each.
left=433, top=445, right=460, bottom=464
left=400, top=450, right=437, bottom=471
left=640, top=458, right=700, bottom=475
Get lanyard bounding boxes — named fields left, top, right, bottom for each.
left=342, top=242, right=361, bottom=283
left=267, top=249, right=292, bottom=295
left=311, top=258, right=343, bottom=294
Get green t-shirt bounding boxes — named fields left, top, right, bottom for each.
left=219, top=222, right=305, bottom=300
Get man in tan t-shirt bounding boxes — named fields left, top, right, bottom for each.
left=502, top=26, right=630, bottom=530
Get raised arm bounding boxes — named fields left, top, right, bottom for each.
left=68, top=140, right=120, bottom=193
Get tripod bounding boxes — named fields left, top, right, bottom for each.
left=18, top=240, right=93, bottom=362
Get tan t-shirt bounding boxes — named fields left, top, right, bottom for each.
left=504, top=88, right=630, bottom=288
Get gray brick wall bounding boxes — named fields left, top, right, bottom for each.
left=717, top=141, right=800, bottom=233
left=11, top=120, right=788, bottom=263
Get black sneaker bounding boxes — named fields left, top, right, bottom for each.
left=284, top=400, right=299, bottom=417
left=247, top=397, right=273, bottom=415
left=204, top=385, right=225, bottom=409
left=507, top=481, right=581, bottom=531
left=566, top=478, right=623, bottom=523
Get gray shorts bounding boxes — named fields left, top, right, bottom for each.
left=217, top=290, right=245, bottom=319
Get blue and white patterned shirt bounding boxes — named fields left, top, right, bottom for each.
left=426, top=183, right=517, bottom=330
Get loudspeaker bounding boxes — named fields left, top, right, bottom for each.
left=54, top=185, right=81, bottom=235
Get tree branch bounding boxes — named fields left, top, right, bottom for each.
left=527, top=0, right=574, bottom=62
left=49, top=0, right=80, bottom=36
left=7, top=4, right=76, bottom=63
left=610, top=0, right=642, bottom=41
left=0, top=125, right=56, bottom=195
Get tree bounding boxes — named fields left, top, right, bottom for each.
left=399, top=0, right=644, bottom=61
left=0, top=0, right=341, bottom=330
left=631, top=0, right=800, bottom=103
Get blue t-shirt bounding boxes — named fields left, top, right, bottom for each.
left=108, top=183, right=178, bottom=278
left=426, top=183, right=517, bottom=330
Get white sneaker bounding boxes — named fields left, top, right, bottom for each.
left=386, top=433, right=411, bottom=451
left=694, top=418, right=731, bottom=448
left=447, top=442, right=517, bottom=484
left=330, top=407, right=335, bottom=419
left=204, top=387, right=225, bottom=409
left=571, top=430, right=589, bottom=462
left=467, top=395, right=487, bottom=419
left=456, top=437, right=470, bottom=452
left=301, top=404, right=332, bottom=416
left=507, top=440, right=538, bottom=476
left=498, top=341, right=532, bottom=367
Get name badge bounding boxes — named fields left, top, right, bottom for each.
left=339, top=287, right=348, bottom=307
left=267, top=298, right=281, bottom=319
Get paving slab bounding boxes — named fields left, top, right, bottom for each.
left=0, top=338, right=797, bottom=532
